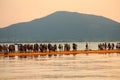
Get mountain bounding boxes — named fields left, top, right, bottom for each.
left=0, top=11, right=120, bottom=42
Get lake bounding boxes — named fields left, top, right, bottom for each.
left=0, top=42, right=120, bottom=80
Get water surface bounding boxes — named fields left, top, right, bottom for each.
left=0, top=53, right=120, bottom=80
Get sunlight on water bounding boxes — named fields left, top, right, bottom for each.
left=0, top=53, right=120, bottom=80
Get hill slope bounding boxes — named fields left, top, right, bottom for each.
left=0, top=11, right=120, bottom=42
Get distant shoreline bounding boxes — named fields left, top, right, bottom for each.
left=0, top=41, right=120, bottom=43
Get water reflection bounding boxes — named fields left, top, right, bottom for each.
left=0, top=54, right=120, bottom=80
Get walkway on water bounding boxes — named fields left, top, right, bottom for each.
left=0, top=50, right=120, bottom=57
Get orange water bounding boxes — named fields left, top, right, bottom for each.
left=0, top=54, right=120, bottom=80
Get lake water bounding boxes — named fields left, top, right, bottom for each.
left=0, top=42, right=120, bottom=80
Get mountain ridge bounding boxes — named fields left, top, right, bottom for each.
left=0, top=11, right=120, bottom=42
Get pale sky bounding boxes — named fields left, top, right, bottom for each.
left=0, top=0, right=120, bottom=28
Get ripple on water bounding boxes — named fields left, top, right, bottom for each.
left=0, top=54, right=120, bottom=80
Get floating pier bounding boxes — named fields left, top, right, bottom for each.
left=0, top=50, right=120, bottom=57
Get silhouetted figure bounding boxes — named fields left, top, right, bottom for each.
left=86, top=43, right=88, bottom=50
left=108, top=43, right=111, bottom=50
left=0, top=45, right=2, bottom=53
left=48, top=43, right=52, bottom=52
left=73, top=43, right=77, bottom=51
left=53, top=44, right=57, bottom=51
left=58, top=44, right=63, bottom=51
left=104, top=43, right=107, bottom=50
left=9, top=45, right=15, bottom=53
left=116, top=43, right=120, bottom=49
left=2, top=45, right=8, bottom=54
left=111, top=43, right=114, bottom=50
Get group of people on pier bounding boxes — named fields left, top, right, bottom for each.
left=116, top=43, right=120, bottom=49
left=0, top=43, right=77, bottom=53
left=98, top=42, right=120, bottom=50
left=98, top=43, right=115, bottom=50
left=0, top=42, right=120, bottom=54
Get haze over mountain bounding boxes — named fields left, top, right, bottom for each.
left=0, top=11, right=120, bottom=42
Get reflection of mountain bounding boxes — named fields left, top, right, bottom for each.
left=0, top=11, right=120, bottom=42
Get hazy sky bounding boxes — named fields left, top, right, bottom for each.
left=0, top=0, right=120, bottom=28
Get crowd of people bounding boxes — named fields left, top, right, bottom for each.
left=98, top=43, right=114, bottom=50
left=98, top=42, right=120, bottom=50
left=0, top=43, right=77, bottom=53
left=116, top=43, right=120, bottom=49
left=0, top=42, right=120, bottom=54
